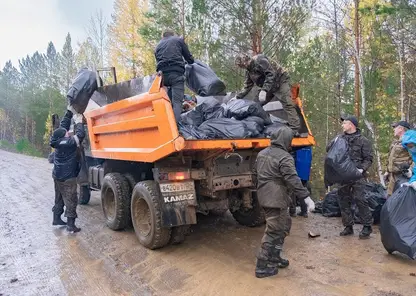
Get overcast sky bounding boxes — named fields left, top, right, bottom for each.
left=0, top=0, right=114, bottom=68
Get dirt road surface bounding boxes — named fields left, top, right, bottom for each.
left=0, top=150, right=415, bottom=296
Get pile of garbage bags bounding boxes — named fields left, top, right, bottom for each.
left=313, top=182, right=387, bottom=224
left=179, top=97, right=286, bottom=140
left=324, top=136, right=363, bottom=186
left=380, top=186, right=416, bottom=259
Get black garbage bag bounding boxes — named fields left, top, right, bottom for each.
left=185, top=60, right=226, bottom=96
left=313, top=201, right=323, bottom=214
left=77, top=146, right=89, bottom=186
left=181, top=109, right=204, bottom=126
left=67, top=68, right=98, bottom=114
left=178, top=122, right=208, bottom=140
left=263, top=122, right=287, bottom=137
left=242, top=116, right=265, bottom=138
left=324, top=136, right=363, bottom=186
left=322, top=190, right=341, bottom=217
left=223, top=99, right=271, bottom=125
left=394, top=175, right=410, bottom=193
left=380, top=186, right=416, bottom=259
left=195, top=97, right=225, bottom=120
left=198, top=118, right=250, bottom=139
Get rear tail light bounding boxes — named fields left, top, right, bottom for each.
left=159, top=171, right=190, bottom=181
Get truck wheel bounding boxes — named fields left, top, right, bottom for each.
left=231, top=193, right=265, bottom=227
left=101, top=173, right=131, bottom=231
left=123, top=173, right=137, bottom=227
left=131, top=181, right=171, bottom=249
left=170, top=225, right=190, bottom=245
left=78, top=184, right=91, bottom=205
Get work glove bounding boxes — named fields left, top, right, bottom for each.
left=357, top=168, right=364, bottom=175
left=402, top=181, right=416, bottom=190
left=304, top=196, right=315, bottom=212
left=258, top=90, right=267, bottom=103
left=73, top=113, right=83, bottom=124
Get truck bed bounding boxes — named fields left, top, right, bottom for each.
left=84, top=74, right=315, bottom=163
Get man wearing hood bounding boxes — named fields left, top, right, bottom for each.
left=253, top=126, right=314, bottom=278
left=337, top=115, right=374, bottom=239
left=401, top=129, right=416, bottom=190
left=50, top=108, right=85, bottom=233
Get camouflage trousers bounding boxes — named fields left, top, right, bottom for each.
left=266, top=81, right=300, bottom=132
left=261, top=207, right=291, bottom=250
left=338, top=180, right=373, bottom=227
left=52, top=178, right=78, bottom=218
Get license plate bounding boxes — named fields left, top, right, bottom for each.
left=159, top=181, right=194, bottom=193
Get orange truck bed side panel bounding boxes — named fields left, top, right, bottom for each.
left=84, top=75, right=315, bottom=163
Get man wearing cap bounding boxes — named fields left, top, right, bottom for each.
left=384, top=121, right=413, bottom=196
left=50, top=107, right=85, bottom=233
left=234, top=53, right=300, bottom=134
left=337, top=115, right=374, bottom=239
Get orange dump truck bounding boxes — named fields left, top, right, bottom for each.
left=80, top=72, right=315, bottom=249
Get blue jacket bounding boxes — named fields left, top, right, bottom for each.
left=402, top=130, right=416, bottom=182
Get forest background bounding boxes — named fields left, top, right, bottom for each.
left=0, top=0, right=415, bottom=197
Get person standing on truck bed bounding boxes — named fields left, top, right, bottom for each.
left=253, top=126, right=314, bottom=278
left=234, top=53, right=300, bottom=135
left=330, top=115, right=374, bottom=239
left=50, top=107, right=85, bottom=233
left=155, top=29, right=195, bottom=123
left=384, top=121, right=413, bottom=196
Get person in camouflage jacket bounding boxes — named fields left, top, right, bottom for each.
left=234, top=53, right=300, bottom=134
left=253, top=126, right=314, bottom=278
left=384, top=121, right=413, bottom=196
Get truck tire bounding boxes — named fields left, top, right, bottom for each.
left=131, top=181, right=171, bottom=249
left=170, top=225, right=190, bottom=245
left=231, top=193, right=265, bottom=227
left=101, top=173, right=131, bottom=231
left=78, top=184, right=91, bottom=205
left=123, top=173, right=137, bottom=227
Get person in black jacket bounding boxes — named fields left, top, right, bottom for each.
left=50, top=108, right=85, bottom=233
left=336, top=115, right=374, bottom=239
left=155, top=29, right=194, bottom=123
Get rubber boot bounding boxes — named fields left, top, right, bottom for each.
left=359, top=225, right=372, bottom=239
left=269, top=248, right=290, bottom=268
left=297, top=211, right=308, bottom=218
left=66, top=218, right=81, bottom=233
left=255, top=259, right=278, bottom=278
left=340, top=225, right=354, bottom=236
left=52, top=213, right=67, bottom=226
left=298, top=201, right=308, bottom=218
left=289, top=207, right=296, bottom=217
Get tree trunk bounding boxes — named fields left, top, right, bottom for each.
left=354, top=0, right=360, bottom=119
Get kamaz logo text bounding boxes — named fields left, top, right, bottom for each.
left=164, top=194, right=194, bottom=203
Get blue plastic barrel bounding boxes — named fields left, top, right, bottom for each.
left=295, top=147, right=312, bottom=181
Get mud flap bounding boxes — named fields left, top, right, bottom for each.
left=158, top=181, right=197, bottom=227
